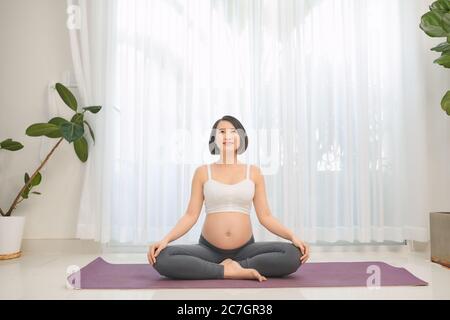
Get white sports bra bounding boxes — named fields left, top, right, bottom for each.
left=203, top=163, right=255, bottom=215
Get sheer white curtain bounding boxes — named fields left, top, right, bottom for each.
left=70, top=0, right=449, bottom=245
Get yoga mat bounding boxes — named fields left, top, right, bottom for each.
left=67, top=257, right=428, bottom=289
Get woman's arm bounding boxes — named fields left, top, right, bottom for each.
left=252, top=166, right=295, bottom=241
left=161, top=165, right=205, bottom=243
left=252, top=165, right=310, bottom=263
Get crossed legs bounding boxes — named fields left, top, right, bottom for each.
left=233, top=241, right=302, bottom=277
left=152, top=240, right=302, bottom=280
left=152, top=243, right=224, bottom=280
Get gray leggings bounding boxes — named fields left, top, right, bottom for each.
left=152, top=234, right=302, bottom=280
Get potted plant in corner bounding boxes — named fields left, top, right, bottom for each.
left=0, top=139, right=25, bottom=260
left=420, top=0, right=450, bottom=268
left=0, top=83, right=101, bottom=260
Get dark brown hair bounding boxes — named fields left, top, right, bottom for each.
left=208, top=115, right=248, bottom=155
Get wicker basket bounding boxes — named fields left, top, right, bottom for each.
left=0, top=251, right=21, bottom=260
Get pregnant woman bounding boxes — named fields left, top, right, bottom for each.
left=148, top=115, right=310, bottom=281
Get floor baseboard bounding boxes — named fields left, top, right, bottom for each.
left=22, top=239, right=101, bottom=254
left=20, top=239, right=429, bottom=255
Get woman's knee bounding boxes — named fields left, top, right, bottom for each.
left=152, top=246, right=175, bottom=276
left=280, top=243, right=302, bottom=274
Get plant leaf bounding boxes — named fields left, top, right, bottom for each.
left=0, top=138, right=24, bottom=151
left=21, top=190, right=29, bottom=199
left=431, top=0, right=450, bottom=12
left=434, top=52, right=450, bottom=67
left=24, top=172, right=30, bottom=183
left=431, top=41, right=450, bottom=52
left=45, top=117, right=69, bottom=138
left=31, top=172, right=42, bottom=186
left=83, top=106, right=102, bottom=114
left=55, top=83, right=78, bottom=111
left=26, top=123, right=60, bottom=137
left=60, top=122, right=84, bottom=143
left=83, top=120, right=95, bottom=144
left=31, top=191, right=41, bottom=195
left=420, top=11, right=447, bottom=37
left=441, top=90, right=450, bottom=115
left=71, top=113, right=84, bottom=125
left=74, top=136, right=88, bottom=162
left=21, top=184, right=31, bottom=199
left=443, top=12, right=450, bottom=33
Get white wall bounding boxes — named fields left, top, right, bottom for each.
left=0, top=0, right=82, bottom=239
left=0, top=0, right=449, bottom=240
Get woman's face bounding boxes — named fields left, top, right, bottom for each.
left=215, top=120, right=240, bottom=154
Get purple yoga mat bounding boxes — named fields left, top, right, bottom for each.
left=67, top=257, right=428, bottom=289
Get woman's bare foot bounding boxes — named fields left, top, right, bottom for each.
left=219, top=258, right=234, bottom=266
left=222, top=260, right=267, bottom=282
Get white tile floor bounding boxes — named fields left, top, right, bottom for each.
left=0, top=244, right=448, bottom=300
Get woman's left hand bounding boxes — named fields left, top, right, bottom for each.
left=291, top=236, right=310, bottom=264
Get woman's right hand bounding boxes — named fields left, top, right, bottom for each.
left=148, top=238, right=169, bottom=265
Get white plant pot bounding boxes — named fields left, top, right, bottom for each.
left=0, top=216, right=26, bottom=259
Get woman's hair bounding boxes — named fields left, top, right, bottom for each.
left=209, top=115, right=248, bottom=155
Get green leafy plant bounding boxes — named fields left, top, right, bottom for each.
left=420, top=0, right=450, bottom=116
left=0, top=139, right=24, bottom=152
left=0, top=83, right=101, bottom=217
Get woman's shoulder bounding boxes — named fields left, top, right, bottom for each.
left=193, top=164, right=209, bottom=182
left=197, top=163, right=208, bottom=170
left=248, top=163, right=263, bottom=180
left=248, top=163, right=261, bottom=171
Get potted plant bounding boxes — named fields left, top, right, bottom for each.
left=420, top=0, right=450, bottom=268
left=419, top=0, right=450, bottom=116
left=0, top=83, right=101, bottom=260
left=0, top=139, right=25, bottom=260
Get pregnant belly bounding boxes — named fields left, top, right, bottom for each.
left=201, top=212, right=253, bottom=250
